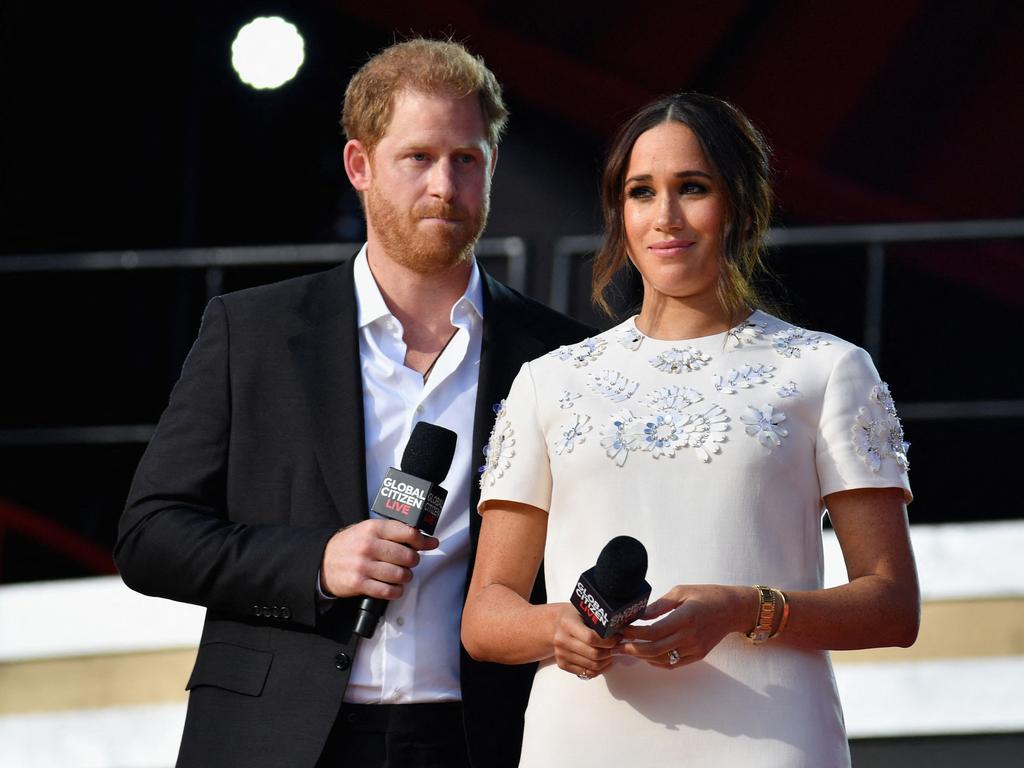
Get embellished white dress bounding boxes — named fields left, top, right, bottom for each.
left=478, top=311, right=911, bottom=768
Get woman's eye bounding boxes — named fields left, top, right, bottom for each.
left=626, top=186, right=654, bottom=199
left=681, top=182, right=707, bottom=195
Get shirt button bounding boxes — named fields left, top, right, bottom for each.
left=395, top=616, right=405, bottom=626
left=415, top=406, right=424, bottom=415
left=392, top=689, right=403, bottom=702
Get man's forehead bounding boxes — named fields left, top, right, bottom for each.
left=381, top=88, right=488, bottom=143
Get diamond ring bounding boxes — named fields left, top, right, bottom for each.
left=576, top=669, right=593, bottom=680
left=667, top=649, right=681, bottom=666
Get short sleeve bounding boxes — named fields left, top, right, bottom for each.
left=816, top=346, right=912, bottom=503
left=478, top=362, right=553, bottom=513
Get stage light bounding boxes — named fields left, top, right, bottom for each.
left=231, top=16, right=305, bottom=90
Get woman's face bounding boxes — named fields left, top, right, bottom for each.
left=623, top=120, right=728, bottom=309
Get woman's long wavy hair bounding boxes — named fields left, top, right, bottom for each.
left=592, top=93, right=774, bottom=320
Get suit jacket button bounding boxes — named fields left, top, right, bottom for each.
left=261, top=605, right=271, bottom=617
left=252, top=604, right=261, bottom=616
left=334, top=652, right=351, bottom=671
left=280, top=607, right=291, bottom=620
left=272, top=606, right=280, bottom=619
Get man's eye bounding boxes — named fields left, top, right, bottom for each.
left=411, top=153, right=428, bottom=161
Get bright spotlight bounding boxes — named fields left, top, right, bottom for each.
left=231, top=16, right=305, bottom=90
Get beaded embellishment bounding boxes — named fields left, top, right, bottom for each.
left=852, top=382, right=910, bottom=472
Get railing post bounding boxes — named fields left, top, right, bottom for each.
left=864, top=242, right=885, bottom=365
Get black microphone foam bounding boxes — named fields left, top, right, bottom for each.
left=355, top=421, right=457, bottom=640
left=594, top=535, right=649, bottom=602
left=570, top=535, right=651, bottom=638
left=401, top=421, right=457, bottom=483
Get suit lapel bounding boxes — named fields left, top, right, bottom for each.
left=288, top=260, right=369, bottom=527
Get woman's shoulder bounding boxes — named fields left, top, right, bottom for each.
left=739, top=310, right=863, bottom=363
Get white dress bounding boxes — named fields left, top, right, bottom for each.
left=478, top=311, right=911, bottom=768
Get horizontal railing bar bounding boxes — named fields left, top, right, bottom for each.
left=0, top=237, right=528, bottom=274
left=765, top=218, right=1024, bottom=247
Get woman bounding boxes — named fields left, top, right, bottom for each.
left=461, top=93, right=920, bottom=766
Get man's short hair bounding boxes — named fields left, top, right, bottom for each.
left=341, top=38, right=509, bottom=152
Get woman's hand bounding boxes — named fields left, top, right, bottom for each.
left=551, top=603, right=620, bottom=679
left=617, top=584, right=755, bottom=668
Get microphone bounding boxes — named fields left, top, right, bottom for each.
left=354, top=421, right=458, bottom=639
left=569, top=536, right=652, bottom=638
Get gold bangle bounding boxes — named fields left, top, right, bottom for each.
left=746, top=585, right=776, bottom=644
left=770, top=589, right=790, bottom=638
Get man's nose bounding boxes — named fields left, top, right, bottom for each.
left=428, top=160, right=457, bottom=201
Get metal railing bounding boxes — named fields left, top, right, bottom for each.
left=0, top=237, right=527, bottom=446
left=550, top=219, right=1024, bottom=422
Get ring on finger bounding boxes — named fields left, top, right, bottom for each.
left=576, top=669, right=593, bottom=680
left=667, top=649, right=681, bottom=666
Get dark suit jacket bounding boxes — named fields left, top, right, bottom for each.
left=115, top=257, right=593, bottom=768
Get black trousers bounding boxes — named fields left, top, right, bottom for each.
left=316, top=702, right=471, bottom=768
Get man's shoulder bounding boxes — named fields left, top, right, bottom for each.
left=214, top=260, right=354, bottom=328
left=483, top=275, right=595, bottom=348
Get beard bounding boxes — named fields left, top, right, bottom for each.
left=365, top=184, right=489, bottom=275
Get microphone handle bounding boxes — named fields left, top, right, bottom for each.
left=354, top=596, right=387, bottom=638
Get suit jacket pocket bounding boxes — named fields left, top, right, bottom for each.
left=186, top=641, right=273, bottom=697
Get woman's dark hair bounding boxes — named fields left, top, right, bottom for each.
left=592, top=93, right=774, bottom=319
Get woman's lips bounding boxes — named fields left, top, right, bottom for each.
left=648, top=239, right=695, bottom=254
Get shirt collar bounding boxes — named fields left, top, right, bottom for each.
left=353, top=244, right=484, bottom=329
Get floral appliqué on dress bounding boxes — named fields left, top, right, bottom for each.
left=649, top=346, right=711, bottom=374
left=776, top=381, right=799, bottom=398
left=852, top=382, right=910, bottom=473
left=479, top=400, right=515, bottom=488
left=713, top=364, right=776, bottom=394
left=772, top=328, right=830, bottom=358
left=558, top=390, right=581, bottom=409
left=617, top=327, right=645, bottom=351
left=726, top=319, right=766, bottom=348
left=588, top=370, right=639, bottom=403
left=554, top=413, right=592, bottom=455
left=740, top=404, right=789, bottom=449
left=600, top=408, right=640, bottom=467
left=632, top=405, right=729, bottom=462
left=549, top=338, right=607, bottom=368
left=643, top=385, right=703, bottom=413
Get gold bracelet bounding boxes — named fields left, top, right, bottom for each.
left=746, top=585, right=776, bottom=644
left=770, top=589, right=790, bottom=639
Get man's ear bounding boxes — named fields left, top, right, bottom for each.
left=488, top=145, right=498, bottom=178
left=343, top=139, right=372, bottom=192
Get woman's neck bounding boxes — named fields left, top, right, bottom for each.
left=636, top=294, right=746, bottom=341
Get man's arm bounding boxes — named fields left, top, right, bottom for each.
left=115, top=298, right=337, bottom=628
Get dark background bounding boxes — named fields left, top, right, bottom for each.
left=1, top=0, right=1022, bottom=585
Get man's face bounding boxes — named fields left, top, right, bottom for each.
left=354, top=89, right=495, bottom=274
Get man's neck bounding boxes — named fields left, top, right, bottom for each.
left=365, top=244, right=474, bottom=373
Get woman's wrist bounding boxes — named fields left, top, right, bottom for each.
left=731, top=585, right=761, bottom=635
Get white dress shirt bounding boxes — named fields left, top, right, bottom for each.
left=343, top=245, right=483, bottom=704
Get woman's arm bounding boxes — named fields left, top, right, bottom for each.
left=619, top=487, right=920, bottom=665
left=773, top=485, right=920, bottom=650
left=462, top=500, right=619, bottom=676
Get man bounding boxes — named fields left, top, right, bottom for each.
left=115, top=39, right=591, bottom=767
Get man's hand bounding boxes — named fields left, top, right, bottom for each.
left=320, top=519, right=439, bottom=599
